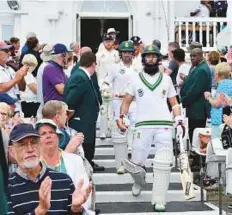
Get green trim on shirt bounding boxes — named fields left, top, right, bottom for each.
left=135, top=120, right=173, bottom=127
left=139, top=72, right=163, bottom=91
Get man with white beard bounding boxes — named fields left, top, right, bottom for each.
left=96, top=34, right=120, bottom=139
left=7, top=123, right=92, bottom=215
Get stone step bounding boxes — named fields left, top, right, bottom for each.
left=96, top=138, right=112, bottom=146
left=94, top=154, right=155, bottom=160
left=96, top=183, right=185, bottom=192
left=95, top=189, right=204, bottom=203
left=96, top=202, right=218, bottom=214
left=93, top=172, right=181, bottom=184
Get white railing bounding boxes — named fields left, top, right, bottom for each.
left=174, top=17, right=229, bottom=52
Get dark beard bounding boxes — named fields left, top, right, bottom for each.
left=144, top=64, right=159, bottom=75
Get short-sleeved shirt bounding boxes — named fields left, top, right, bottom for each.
left=211, top=79, right=232, bottom=125
left=42, top=61, right=68, bottom=103
left=195, top=4, right=210, bottom=17
left=0, top=65, right=21, bottom=111
left=126, top=71, right=177, bottom=128
left=168, top=60, right=179, bottom=85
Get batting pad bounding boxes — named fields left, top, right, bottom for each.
left=226, top=148, right=232, bottom=195
left=152, top=147, right=173, bottom=206
left=123, top=159, right=146, bottom=187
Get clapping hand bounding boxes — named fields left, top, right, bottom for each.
left=71, top=179, right=93, bottom=213
left=35, top=176, right=52, bottom=214
left=65, top=133, right=84, bottom=153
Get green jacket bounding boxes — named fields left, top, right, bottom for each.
left=71, top=63, right=102, bottom=105
left=0, top=167, right=7, bottom=215
left=180, top=60, right=211, bottom=120
left=64, top=67, right=100, bottom=143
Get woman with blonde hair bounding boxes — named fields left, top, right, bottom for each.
left=204, top=62, right=232, bottom=137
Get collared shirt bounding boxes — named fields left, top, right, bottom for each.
left=79, top=66, right=91, bottom=79
left=16, top=164, right=47, bottom=183
left=0, top=64, right=21, bottom=112
left=42, top=61, right=68, bottom=103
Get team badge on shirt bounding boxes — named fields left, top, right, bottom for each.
left=120, top=68, right=125, bottom=74
left=138, top=88, right=144, bottom=97
left=162, top=89, right=166, bottom=96
left=137, top=132, right=141, bottom=139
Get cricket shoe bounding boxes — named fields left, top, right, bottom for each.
left=153, top=203, right=165, bottom=212
left=132, top=183, right=142, bottom=197
left=117, top=166, right=125, bottom=175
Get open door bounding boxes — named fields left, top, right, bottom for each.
left=77, top=14, right=133, bottom=53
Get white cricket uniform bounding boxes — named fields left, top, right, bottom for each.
left=126, top=71, right=177, bottom=165
left=104, top=62, right=136, bottom=121
left=96, top=47, right=120, bottom=88
left=132, top=53, right=143, bottom=73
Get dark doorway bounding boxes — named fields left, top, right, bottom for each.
left=80, top=18, right=129, bottom=53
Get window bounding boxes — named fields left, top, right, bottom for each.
left=2, top=25, right=14, bottom=41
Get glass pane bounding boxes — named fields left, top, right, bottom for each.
left=81, top=0, right=128, bottom=12
left=2, top=25, right=14, bottom=41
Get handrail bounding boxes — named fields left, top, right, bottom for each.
left=175, top=17, right=228, bottom=22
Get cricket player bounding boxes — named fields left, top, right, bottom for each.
left=118, top=44, right=185, bottom=212
left=96, top=34, right=120, bottom=139
left=102, top=41, right=136, bottom=174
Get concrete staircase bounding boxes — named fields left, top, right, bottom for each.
left=93, top=137, right=226, bottom=214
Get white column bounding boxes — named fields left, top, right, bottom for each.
left=168, top=0, right=175, bottom=42
left=13, top=14, right=21, bottom=38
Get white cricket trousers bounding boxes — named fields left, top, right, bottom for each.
left=131, top=128, right=173, bottom=166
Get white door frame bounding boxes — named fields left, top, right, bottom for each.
left=76, top=12, right=133, bottom=46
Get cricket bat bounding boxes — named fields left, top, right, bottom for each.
left=179, top=135, right=195, bottom=200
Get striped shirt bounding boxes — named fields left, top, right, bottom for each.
left=7, top=167, right=75, bottom=215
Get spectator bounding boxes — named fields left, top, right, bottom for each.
left=207, top=50, right=220, bottom=90
left=180, top=48, right=211, bottom=169
left=70, top=42, right=79, bottom=65
left=173, top=48, right=191, bottom=95
left=190, top=0, right=212, bottom=17
left=21, top=32, right=36, bottom=56
left=42, top=43, right=70, bottom=103
left=7, top=123, right=92, bottom=214
left=64, top=52, right=105, bottom=172
left=204, top=62, right=232, bottom=138
left=152, top=39, right=161, bottom=50
left=10, top=37, right=20, bottom=56
left=0, top=167, right=7, bottom=215
left=130, top=36, right=143, bottom=73
left=165, top=42, right=180, bottom=86
left=35, top=118, right=95, bottom=214
left=36, top=44, right=53, bottom=119
left=0, top=41, right=28, bottom=114
left=42, top=100, right=84, bottom=154
left=20, top=37, right=42, bottom=77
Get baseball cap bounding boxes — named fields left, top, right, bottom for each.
left=0, top=41, right=13, bottom=51
left=9, top=123, right=40, bottom=144
left=107, top=28, right=119, bottom=34
left=51, top=43, right=71, bottom=55
left=103, top=34, right=114, bottom=41
left=187, top=42, right=203, bottom=52
left=130, top=36, right=142, bottom=45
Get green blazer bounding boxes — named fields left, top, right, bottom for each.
left=0, top=167, right=7, bottom=215
left=64, top=67, right=100, bottom=143
left=180, top=60, right=211, bottom=120
left=71, top=63, right=102, bottom=105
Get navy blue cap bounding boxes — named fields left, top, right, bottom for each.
left=130, top=36, right=142, bottom=45
left=103, top=34, right=114, bottom=41
left=9, top=123, right=40, bottom=144
left=51, top=43, right=71, bottom=55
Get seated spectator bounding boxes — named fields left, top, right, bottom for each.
left=8, top=123, right=92, bottom=214
left=41, top=100, right=84, bottom=154
left=204, top=62, right=232, bottom=138
left=35, top=119, right=95, bottom=213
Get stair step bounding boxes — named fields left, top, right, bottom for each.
left=96, top=183, right=186, bottom=192
left=96, top=202, right=214, bottom=214
left=93, top=172, right=181, bottom=184
left=94, top=154, right=155, bottom=160
left=95, top=189, right=204, bottom=203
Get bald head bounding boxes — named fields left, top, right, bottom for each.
left=191, top=48, right=203, bottom=56
left=80, top=47, right=92, bottom=56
